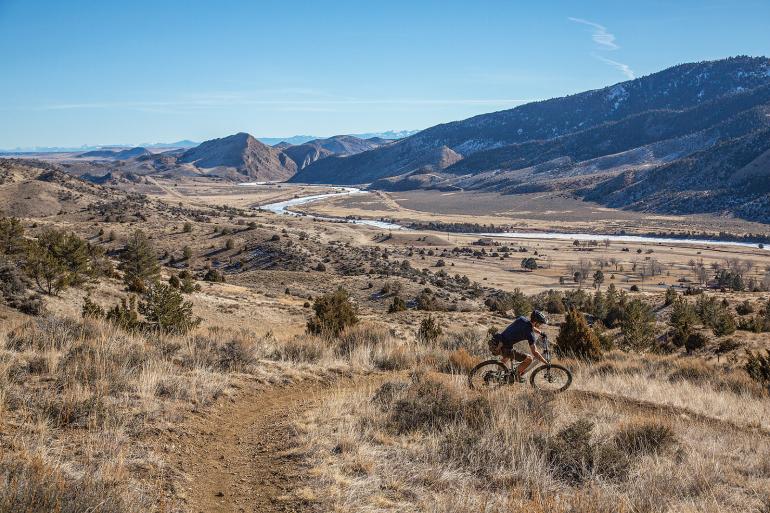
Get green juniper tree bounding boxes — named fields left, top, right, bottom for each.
left=119, top=230, right=160, bottom=292
left=621, top=298, right=656, bottom=351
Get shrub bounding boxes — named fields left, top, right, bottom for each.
left=485, top=288, right=531, bottom=316
left=373, top=345, right=415, bottom=371
left=695, top=295, right=720, bottom=328
left=417, top=315, right=443, bottom=344
left=416, top=290, right=441, bottom=311
left=306, top=288, right=359, bottom=337
left=0, top=216, right=25, bottom=254
left=105, top=296, right=140, bottom=332
left=183, top=222, right=192, bottom=233
left=119, top=230, right=160, bottom=291
left=621, top=299, right=655, bottom=351
left=336, top=323, right=389, bottom=354
left=0, top=451, right=135, bottom=513
left=593, top=321, right=615, bottom=352
left=225, top=238, right=235, bottom=250
left=388, top=295, right=406, bottom=313
left=744, top=350, right=770, bottom=391
left=556, top=308, right=602, bottom=360
left=203, top=268, right=226, bottom=282
left=664, top=287, right=677, bottom=306
left=217, top=337, right=258, bottom=371
left=380, top=280, right=402, bottom=296
left=178, top=270, right=199, bottom=294
left=168, top=274, right=181, bottom=288
left=81, top=295, right=105, bottom=319
left=0, top=255, right=41, bottom=314
left=371, top=381, right=409, bottom=409
left=441, top=348, right=477, bottom=374
left=545, top=418, right=596, bottom=484
left=612, top=419, right=676, bottom=456
left=388, top=376, right=491, bottom=434
left=736, top=300, right=754, bottom=316
left=139, top=283, right=201, bottom=334
left=713, top=309, right=736, bottom=337
left=274, top=337, right=324, bottom=363
left=533, top=289, right=566, bottom=314
left=685, top=331, right=709, bottom=353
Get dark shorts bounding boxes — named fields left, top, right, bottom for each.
left=501, top=345, right=529, bottom=361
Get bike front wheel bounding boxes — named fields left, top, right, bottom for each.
left=529, top=364, right=572, bottom=392
left=468, top=360, right=509, bottom=390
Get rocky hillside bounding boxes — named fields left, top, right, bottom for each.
left=177, top=132, right=296, bottom=181
left=293, top=56, right=770, bottom=185
left=80, top=147, right=152, bottom=160
left=293, top=56, right=770, bottom=222
left=282, top=135, right=390, bottom=170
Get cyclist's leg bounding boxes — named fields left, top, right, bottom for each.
left=513, top=350, right=533, bottom=379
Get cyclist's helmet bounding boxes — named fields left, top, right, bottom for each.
left=531, top=310, right=548, bottom=325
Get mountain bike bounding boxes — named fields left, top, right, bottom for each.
left=468, top=336, right=572, bottom=392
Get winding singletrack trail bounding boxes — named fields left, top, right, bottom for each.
left=161, top=373, right=385, bottom=513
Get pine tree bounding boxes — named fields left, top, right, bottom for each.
left=139, top=283, right=200, bottom=334
left=669, top=297, right=698, bottom=347
left=24, top=241, right=69, bottom=295
left=621, top=299, right=656, bottom=351
left=119, top=230, right=160, bottom=291
left=713, top=309, right=736, bottom=337
left=0, top=217, right=25, bottom=255
left=592, top=270, right=604, bottom=290
left=556, top=307, right=602, bottom=360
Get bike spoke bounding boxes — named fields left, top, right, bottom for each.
left=531, top=366, right=571, bottom=391
left=469, top=362, right=508, bottom=390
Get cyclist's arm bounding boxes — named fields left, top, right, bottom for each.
left=530, top=343, right=548, bottom=364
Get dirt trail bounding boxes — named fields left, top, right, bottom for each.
left=162, top=373, right=386, bottom=513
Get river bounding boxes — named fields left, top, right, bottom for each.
left=243, top=183, right=769, bottom=251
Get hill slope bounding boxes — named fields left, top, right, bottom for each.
left=178, top=132, right=296, bottom=181
left=291, top=56, right=770, bottom=185
left=282, top=135, right=389, bottom=170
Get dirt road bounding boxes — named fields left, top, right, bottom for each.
left=161, top=373, right=384, bottom=513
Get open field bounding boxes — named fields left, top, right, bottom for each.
left=1, top=162, right=769, bottom=512
left=296, top=189, right=770, bottom=238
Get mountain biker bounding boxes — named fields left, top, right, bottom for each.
left=489, top=310, right=549, bottom=382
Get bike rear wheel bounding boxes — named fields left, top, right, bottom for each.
left=468, top=360, right=509, bottom=390
left=529, top=364, right=572, bottom=392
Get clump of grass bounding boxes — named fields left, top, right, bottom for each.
left=0, top=450, right=139, bottom=513
left=611, top=419, right=677, bottom=456
left=372, top=344, right=415, bottom=370
left=440, top=348, right=478, bottom=374
left=371, top=381, right=409, bottom=409
left=667, top=359, right=712, bottom=384
left=387, top=375, right=491, bottom=433
left=336, top=323, right=389, bottom=355
left=273, top=336, right=325, bottom=363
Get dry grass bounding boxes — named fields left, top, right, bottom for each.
left=575, top=351, right=770, bottom=429
left=296, top=360, right=770, bottom=513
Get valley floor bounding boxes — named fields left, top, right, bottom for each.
left=1, top=166, right=770, bottom=512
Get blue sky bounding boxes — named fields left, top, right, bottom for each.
left=1, top=0, right=768, bottom=148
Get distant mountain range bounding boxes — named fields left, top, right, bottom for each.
left=282, top=135, right=393, bottom=170
left=18, top=56, right=770, bottom=223
left=255, top=130, right=418, bottom=147
left=289, top=56, right=770, bottom=223
left=61, top=132, right=394, bottom=182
